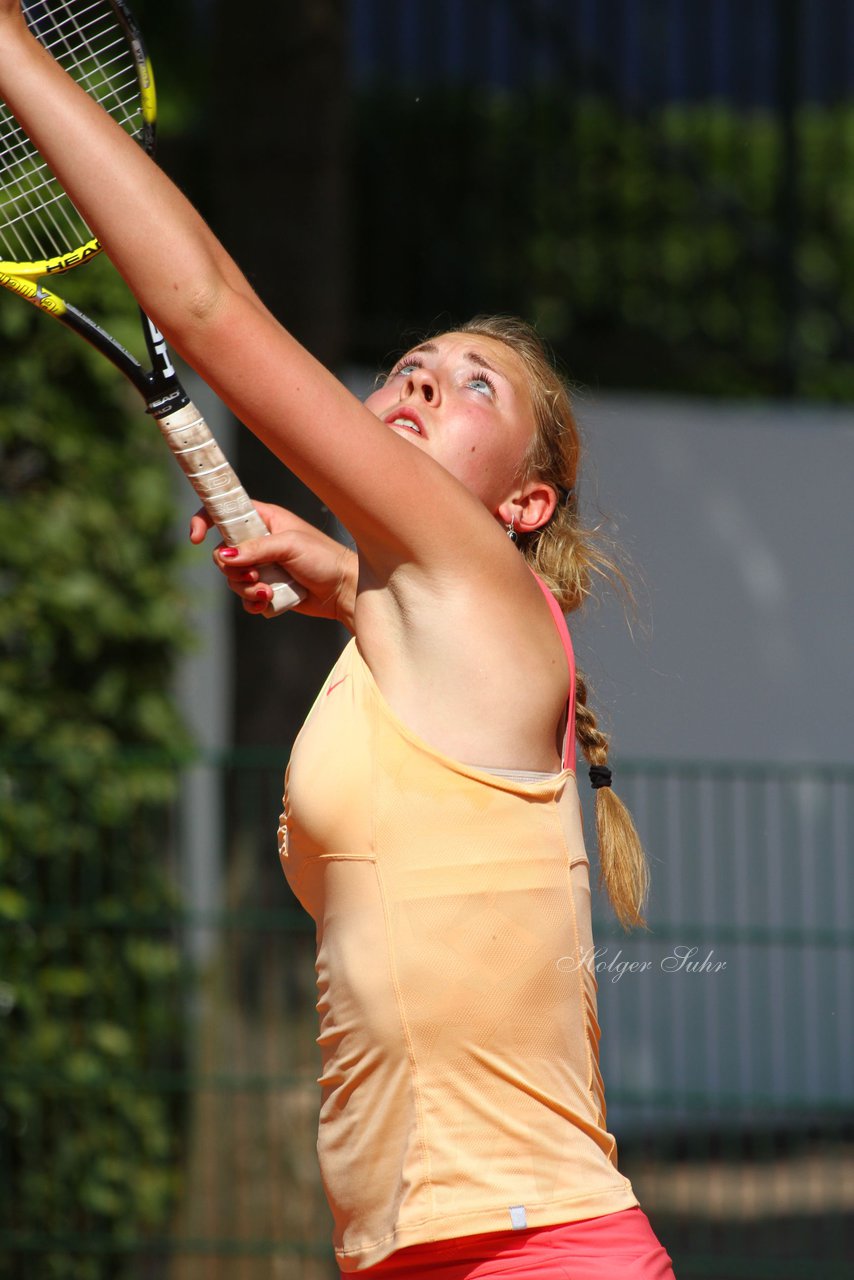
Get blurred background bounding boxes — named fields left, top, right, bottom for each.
left=1, top=0, right=852, bottom=1276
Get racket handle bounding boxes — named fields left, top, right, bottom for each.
left=155, top=400, right=306, bottom=616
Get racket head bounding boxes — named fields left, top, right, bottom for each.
left=0, top=0, right=156, bottom=281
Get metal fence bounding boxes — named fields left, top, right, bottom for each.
left=2, top=752, right=852, bottom=1279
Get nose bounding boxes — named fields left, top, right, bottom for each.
left=404, top=368, right=436, bottom=404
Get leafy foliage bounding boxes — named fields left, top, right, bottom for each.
left=352, top=91, right=853, bottom=400
left=0, top=258, right=191, bottom=1278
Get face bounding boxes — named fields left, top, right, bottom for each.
left=364, top=332, right=537, bottom=512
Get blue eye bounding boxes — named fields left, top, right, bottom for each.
left=468, top=371, right=496, bottom=397
left=389, top=357, right=422, bottom=381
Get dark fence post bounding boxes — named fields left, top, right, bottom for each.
left=777, top=0, right=802, bottom=398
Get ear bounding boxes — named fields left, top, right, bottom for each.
left=498, top=479, right=558, bottom=536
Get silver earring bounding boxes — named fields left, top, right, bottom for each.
left=506, top=516, right=519, bottom=544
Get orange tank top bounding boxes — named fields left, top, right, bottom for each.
left=278, top=590, right=637, bottom=1272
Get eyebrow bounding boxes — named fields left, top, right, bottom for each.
left=411, top=342, right=506, bottom=381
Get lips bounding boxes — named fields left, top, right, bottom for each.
left=384, top=407, right=426, bottom=437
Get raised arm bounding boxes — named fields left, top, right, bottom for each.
left=0, top=7, right=515, bottom=588
left=0, top=5, right=255, bottom=320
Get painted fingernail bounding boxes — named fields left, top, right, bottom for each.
left=220, top=547, right=239, bottom=559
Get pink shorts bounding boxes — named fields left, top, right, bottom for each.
left=347, top=1207, right=675, bottom=1279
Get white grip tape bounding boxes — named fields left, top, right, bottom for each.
left=157, top=401, right=305, bottom=615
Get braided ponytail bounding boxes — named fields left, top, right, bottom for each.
left=455, top=315, right=650, bottom=930
left=575, top=673, right=649, bottom=930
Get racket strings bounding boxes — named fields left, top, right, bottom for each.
left=0, top=115, right=87, bottom=261
left=42, top=3, right=141, bottom=127
left=0, top=0, right=147, bottom=267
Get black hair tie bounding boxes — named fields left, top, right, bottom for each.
left=589, top=765, right=612, bottom=791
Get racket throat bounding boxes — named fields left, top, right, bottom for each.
left=140, top=311, right=190, bottom=418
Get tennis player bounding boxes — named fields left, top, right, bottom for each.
left=0, top=5, right=675, bottom=1275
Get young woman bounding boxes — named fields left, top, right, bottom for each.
left=0, top=6, right=673, bottom=1276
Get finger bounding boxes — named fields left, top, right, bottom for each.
left=243, top=583, right=273, bottom=614
left=213, top=532, right=298, bottom=569
left=222, top=568, right=258, bottom=593
left=189, top=508, right=215, bottom=544
left=215, top=550, right=263, bottom=587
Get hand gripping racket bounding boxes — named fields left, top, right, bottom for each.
left=0, top=0, right=304, bottom=615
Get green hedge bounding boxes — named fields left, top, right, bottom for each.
left=0, top=259, right=191, bottom=1279
left=352, top=90, right=853, bottom=399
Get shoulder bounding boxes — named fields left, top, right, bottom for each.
left=352, top=551, right=573, bottom=771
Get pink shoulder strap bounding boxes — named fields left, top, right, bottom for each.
left=531, top=573, right=577, bottom=772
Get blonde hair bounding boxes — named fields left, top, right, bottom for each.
left=454, top=315, right=650, bottom=930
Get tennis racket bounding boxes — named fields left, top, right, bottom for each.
left=0, top=0, right=304, bottom=615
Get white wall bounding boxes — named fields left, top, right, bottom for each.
left=570, top=394, right=854, bottom=765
